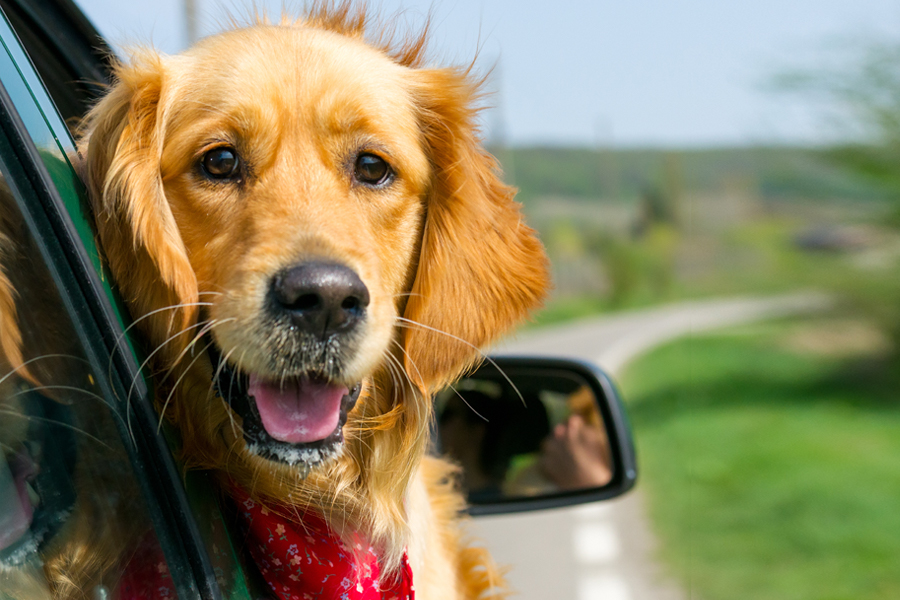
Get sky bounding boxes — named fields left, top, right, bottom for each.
left=73, top=0, right=900, bottom=148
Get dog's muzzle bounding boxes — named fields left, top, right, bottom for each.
left=205, top=261, right=371, bottom=470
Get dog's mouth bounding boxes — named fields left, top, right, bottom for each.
left=208, top=342, right=362, bottom=469
left=0, top=446, right=38, bottom=559
left=0, top=388, right=75, bottom=567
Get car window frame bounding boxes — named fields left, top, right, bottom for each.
left=0, top=2, right=227, bottom=598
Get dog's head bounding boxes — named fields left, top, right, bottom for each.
left=79, top=4, right=547, bottom=547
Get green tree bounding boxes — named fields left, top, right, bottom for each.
left=775, top=38, right=900, bottom=211
left=775, top=38, right=900, bottom=367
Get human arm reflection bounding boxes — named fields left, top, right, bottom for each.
left=539, top=413, right=612, bottom=490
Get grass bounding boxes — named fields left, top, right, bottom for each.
left=529, top=211, right=900, bottom=332
left=618, top=319, right=900, bottom=600
left=506, top=143, right=900, bottom=597
left=529, top=290, right=671, bottom=328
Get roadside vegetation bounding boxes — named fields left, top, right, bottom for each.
left=501, top=141, right=900, bottom=596
left=619, top=320, right=900, bottom=600
left=493, top=31, right=900, bottom=600
left=495, top=43, right=900, bottom=594
left=505, top=145, right=898, bottom=334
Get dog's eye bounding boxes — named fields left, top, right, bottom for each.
left=354, top=153, right=391, bottom=186
left=202, top=147, right=241, bottom=180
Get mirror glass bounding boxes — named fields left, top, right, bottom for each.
left=436, top=366, right=613, bottom=503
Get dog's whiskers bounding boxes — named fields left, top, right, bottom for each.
left=156, top=336, right=220, bottom=433
left=201, top=345, right=238, bottom=438
left=167, top=317, right=237, bottom=372
left=0, top=407, right=112, bottom=449
left=383, top=347, right=414, bottom=407
left=132, top=316, right=234, bottom=437
left=126, top=318, right=211, bottom=414
left=0, top=355, right=132, bottom=440
left=0, top=353, right=92, bottom=389
left=393, top=316, right=526, bottom=407
left=387, top=339, right=420, bottom=393
left=383, top=343, right=432, bottom=451
left=4, top=383, right=108, bottom=406
left=449, top=383, right=489, bottom=422
left=153, top=317, right=235, bottom=431
left=220, top=346, right=250, bottom=439
left=113, top=301, right=216, bottom=435
left=107, top=300, right=215, bottom=376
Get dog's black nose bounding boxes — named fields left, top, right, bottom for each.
left=271, top=262, right=370, bottom=337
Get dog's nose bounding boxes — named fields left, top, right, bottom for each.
left=270, top=262, right=370, bottom=337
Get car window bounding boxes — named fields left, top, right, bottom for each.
left=0, top=4, right=263, bottom=598
left=0, top=145, right=181, bottom=596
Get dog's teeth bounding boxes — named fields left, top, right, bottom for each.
left=92, top=585, right=111, bottom=600
left=245, top=440, right=341, bottom=473
left=26, top=481, right=40, bottom=506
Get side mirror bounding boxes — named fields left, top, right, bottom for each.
left=435, top=356, right=637, bottom=515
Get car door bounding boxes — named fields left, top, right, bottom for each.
left=0, top=1, right=262, bottom=597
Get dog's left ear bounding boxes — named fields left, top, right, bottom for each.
left=403, top=68, right=550, bottom=392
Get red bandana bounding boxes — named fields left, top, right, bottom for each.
left=117, top=489, right=414, bottom=600
left=233, top=488, right=415, bottom=600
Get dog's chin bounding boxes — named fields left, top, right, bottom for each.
left=208, top=344, right=362, bottom=472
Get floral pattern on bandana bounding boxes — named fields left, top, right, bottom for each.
left=232, top=488, right=414, bottom=600
left=116, top=489, right=414, bottom=600
left=117, top=534, right=177, bottom=600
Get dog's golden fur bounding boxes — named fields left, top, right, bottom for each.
left=72, top=2, right=548, bottom=597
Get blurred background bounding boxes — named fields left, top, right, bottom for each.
left=75, top=1, right=900, bottom=598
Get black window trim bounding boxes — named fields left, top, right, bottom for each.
left=0, top=0, right=111, bottom=87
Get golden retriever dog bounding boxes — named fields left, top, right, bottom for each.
left=74, top=2, right=548, bottom=597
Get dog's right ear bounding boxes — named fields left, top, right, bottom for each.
left=79, top=55, right=198, bottom=361
left=401, top=67, right=550, bottom=393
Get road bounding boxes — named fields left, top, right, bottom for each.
left=465, top=293, right=830, bottom=600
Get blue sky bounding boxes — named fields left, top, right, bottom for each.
left=74, top=0, right=900, bottom=147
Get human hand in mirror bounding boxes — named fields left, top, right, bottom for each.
left=539, top=414, right=612, bottom=490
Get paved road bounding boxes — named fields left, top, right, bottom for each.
left=465, top=293, right=830, bottom=600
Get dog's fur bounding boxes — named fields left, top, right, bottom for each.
left=75, top=3, right=547, bottom=597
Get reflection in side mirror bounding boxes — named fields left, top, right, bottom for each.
left=435, top=357, right=637, bottom=515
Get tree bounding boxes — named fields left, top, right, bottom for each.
left=774, top=38, right=900, bottom=208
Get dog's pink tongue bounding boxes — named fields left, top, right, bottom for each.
left=248, top=375, right=347, bottom=444
left=0, top=452, right=35, bottom=551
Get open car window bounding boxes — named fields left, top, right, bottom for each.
left=0, top=136, right=182, bottom=596
left=0, top=3, right=261, bottom=598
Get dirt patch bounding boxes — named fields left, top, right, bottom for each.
left=781, top=319, right=893, bottom=358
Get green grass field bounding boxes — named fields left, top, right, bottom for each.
left=619, top=319, right=900, bottom=600
left=511, top=143, right=900, bottom=598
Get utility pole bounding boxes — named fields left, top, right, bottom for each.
left=491, top=61, right=515, bottom=187
left=184, top=0, right=198, bottom=47
left=594, top=116, right=618, bottom=201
